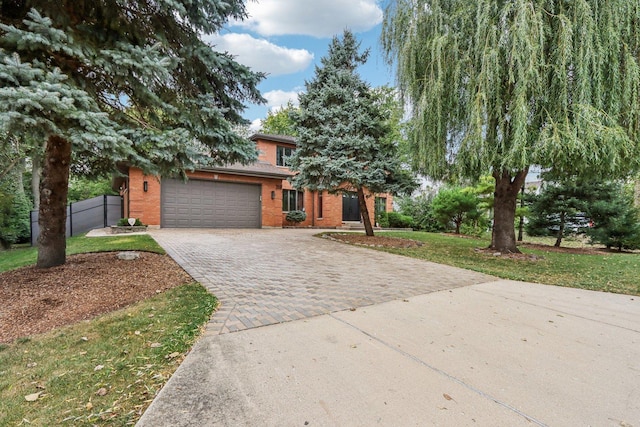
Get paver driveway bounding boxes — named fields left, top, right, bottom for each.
left=150, top=228, right=493, bottom=334
left=139, top=229, right=640, bottom=426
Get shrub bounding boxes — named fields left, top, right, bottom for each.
left=117, top=218, right=145, bottom=226
left=376, top=211, right=390, bottom=228
left=285, top=210, right=306, bottom=224
left=396, top=194, right=441, bottom=231
left=386, top=212, right=414, bottom=228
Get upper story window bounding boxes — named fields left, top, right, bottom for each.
left=276, top=146, right=295, bottom=167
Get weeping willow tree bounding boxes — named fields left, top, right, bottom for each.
left=382, top=0, right=640, bottom=253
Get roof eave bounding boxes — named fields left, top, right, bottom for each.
left=196, top=166, right=293, bottom=180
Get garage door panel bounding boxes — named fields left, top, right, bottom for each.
left=161, top=179, right=261, bottom=228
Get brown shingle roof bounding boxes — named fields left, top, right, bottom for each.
left=199, top=160, right=293, bottom=179
left=249, top=133, right=297, bottom=145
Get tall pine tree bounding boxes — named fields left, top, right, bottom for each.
left=0, top=1, right=264, bottom=267
left=383, top=0, right=640, bottom=253
left=290, top=30, right=415, bottom=236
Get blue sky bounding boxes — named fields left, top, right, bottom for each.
left=203, top=0, right=393, bottom=130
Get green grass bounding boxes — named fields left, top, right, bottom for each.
left=345, top=231, right=640, bottom=296
left=0, top=234, right=163, bottom=272
left=0, top=283, right=216, bottom=426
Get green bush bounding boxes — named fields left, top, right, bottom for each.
left=376, top=211, right=390, bottom=228
left=396, top=194, right=443, bottom=231
left=285, top=210, right=307, bottom=224
left=117, top=218, right=145, bottom=226
left=67, top=175, right=117, bottom=203
left=386, top=212, right=414, bottom=228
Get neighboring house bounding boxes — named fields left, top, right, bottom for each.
left=116, top=133, right=393, bottom=228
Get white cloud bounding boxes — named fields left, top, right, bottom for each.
left=205, top=33, right=314, bottom=76
left=239, top=0, right=383, bottom=37
left=249, top=118, right=263, bottom=132
left=263, top=90, right=301, bottom=110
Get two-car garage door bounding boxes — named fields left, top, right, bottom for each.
left=161, top=179, right=261, bottom=228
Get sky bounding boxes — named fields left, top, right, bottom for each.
left=202, top=0, right=394, bottom=131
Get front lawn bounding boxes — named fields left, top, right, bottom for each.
left=0, top=283, right=215, bottom=426
left=353, top=231, right=639, bottom=296
left=0, top=234, right=163, bottom=272
left=0, top=234, right=215, bottom=426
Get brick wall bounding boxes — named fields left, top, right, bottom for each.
left=127, top=167, right=284, bottom=227
left=128, top=168, right=161, bottom=226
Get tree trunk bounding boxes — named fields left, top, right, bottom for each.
left=357, top=187, right=374, bottom=237
left=554, top=211, right=565, bottom=247
left=454, top=217, right=461, bottom=234
left=37, top=135, right=72, bottom=268
left=517, top=185, right=525, bottom=241
left=31, top=150, right=42, bottom=211
left=517, top=216, right=524, bottom=241
left=491, top=168, right=528, bottom=253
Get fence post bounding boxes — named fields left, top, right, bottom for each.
left=69, top=201, right=73, bottom=237
left=30, top=210, right=33, bottom=246
left=103, top=194, right=108, bottom=227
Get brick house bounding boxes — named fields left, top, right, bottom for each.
left=117, top=133, right=393, bottom=228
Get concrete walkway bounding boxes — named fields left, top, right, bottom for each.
left=138, top=229, right=640, bottom=426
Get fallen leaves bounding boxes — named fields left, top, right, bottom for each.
left=24, top=392, right=42, bottom=402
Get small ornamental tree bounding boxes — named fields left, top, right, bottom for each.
left=290, top=30, right=416, bottom=236
left=1, top=1, right=264, bottom=267
left=431, top=187, right=480, bottom=234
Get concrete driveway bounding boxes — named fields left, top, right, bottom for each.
left=138, top=229, right=640, bottom=427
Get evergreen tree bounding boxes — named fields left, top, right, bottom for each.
left=290, top=30, right=415, bottom=236
left=383, top=1, right=640, bottom=253
left=1, top=1, right=264, bottom=267
left=525, top=179, right=593, bottom=247
left=585, top=184, right=640, bottom=251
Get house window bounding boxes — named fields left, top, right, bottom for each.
left=276, top=146, right=295, bottom=167
left=375, top=197, right=387, bottom=213
left=317, top=191, right=323, bottom=218
left=283, top=189, right=304, bottom=212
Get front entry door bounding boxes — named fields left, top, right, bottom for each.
left=342, top=192, right=360, bottom=221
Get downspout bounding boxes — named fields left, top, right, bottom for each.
left=311, top=190, right=315, bottom=227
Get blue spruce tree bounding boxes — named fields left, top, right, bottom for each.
left=290, top=30, right=415, bottom=236
left=0, top=1, right=264, bottom=267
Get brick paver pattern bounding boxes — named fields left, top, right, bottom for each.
left=151, top=229, right=494, bottom=335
